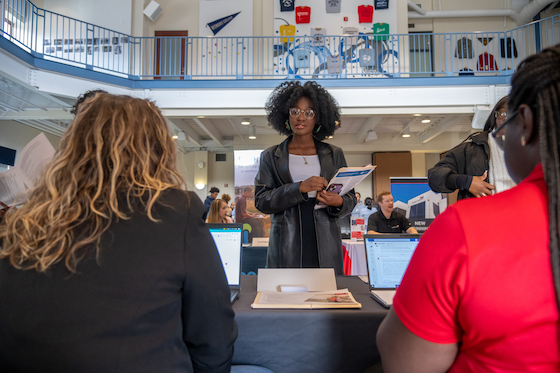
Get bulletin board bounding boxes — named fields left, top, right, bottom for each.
left=273, top=0, right=398, bottom=38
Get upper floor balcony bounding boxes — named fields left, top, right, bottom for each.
left=1, top=0, right=559, bottom=89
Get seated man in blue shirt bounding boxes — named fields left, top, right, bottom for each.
left=367, top=191, right=418, bottom=234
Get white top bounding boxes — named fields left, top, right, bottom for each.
left=289, top=154, right=321, bottom=198
left=488, top=134, right=517, bottom=194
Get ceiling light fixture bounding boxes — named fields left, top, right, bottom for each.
left=402, top=127, right=411, bottom=138
left=172, top=132, right=179, bottom=140
left=248, top=125, right=256, bottom=139
left=413, top=114, right=421, bottom=117
left=421, top=118, right=431, bottom=123
left=195, top=182, right=206, bottom=190
left=241, top=118, right=251, bottom=125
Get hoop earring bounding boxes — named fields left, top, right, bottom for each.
left=521, top=135, right=526, bottom=147
left=285, top=119, right=291, bottom=130
left=315, top=125, right=322, bottom=133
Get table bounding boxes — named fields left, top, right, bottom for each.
left=232, top=275, right=388, bottom=373
left=342, top=239, right=368, bottom=276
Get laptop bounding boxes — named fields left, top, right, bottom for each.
left=363, top=234, right=421, bottom=308
left=207, top=223, right=243, bottom=303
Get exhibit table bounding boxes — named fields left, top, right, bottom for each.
left=232, top=275, right=388, bottom=373
left=342, top=239, right=368, bottom=276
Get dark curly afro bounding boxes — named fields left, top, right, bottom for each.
left=71, top=89, right=107, bottom=116
left=265, top=81, right=341, bottom=140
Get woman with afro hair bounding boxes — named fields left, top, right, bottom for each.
left=254, top=81, right=356, bottom=274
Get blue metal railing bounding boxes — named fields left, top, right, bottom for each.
left=1, top=0, right=559, bottom=81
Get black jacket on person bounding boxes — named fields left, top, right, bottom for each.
left=427, top=131, right=490, bottom=200
left=254, top=136, right=356, bottom=275
left=0, top=190, right=237, bottom=373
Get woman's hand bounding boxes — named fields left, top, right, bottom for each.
left=317, top=190, right=343, bottom=207
left=299, top=176, right=328, bottom=194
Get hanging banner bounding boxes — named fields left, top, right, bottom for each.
left=234, top=150, right=270, bottom=241
left=207, top=12, right=241, bottom=36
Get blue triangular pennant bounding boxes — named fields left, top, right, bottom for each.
left=207, top=12, right=241, bottom=36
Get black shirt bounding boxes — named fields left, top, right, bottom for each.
left=367, top=210, right=412, bottom=233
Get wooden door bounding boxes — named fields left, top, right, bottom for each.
left=155, top=30, right=188, bottom=79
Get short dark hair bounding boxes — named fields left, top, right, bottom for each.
left=71, top=89, right=108, bottom=116
left=265, top=81, right=341, bottom=140
left=209, top=187, right=220, bottom=194
left=377, top=191, right=391, bottom=203
left=243, top=186, right=253, bottom=193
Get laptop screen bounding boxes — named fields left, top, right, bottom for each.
left=207, top=224, right=242, bottom=287
left=364, top=234, right=421, bottom=289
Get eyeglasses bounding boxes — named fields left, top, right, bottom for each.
left=492, top=110, right=518, bottom=150
left=289, top=108, right=315, bottom=119
left=494, top=111, right=507, bottom=119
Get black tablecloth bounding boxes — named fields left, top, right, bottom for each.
left=232, top=275, right=388, bottom=373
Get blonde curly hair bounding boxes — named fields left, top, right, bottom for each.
left=0, top=93, right=185, bottom=272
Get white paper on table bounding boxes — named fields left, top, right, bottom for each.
left=257, top=289, right=353, bottom=305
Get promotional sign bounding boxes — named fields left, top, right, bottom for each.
left=234, top=150, right=270, bottom=240
left=390, top=177, right=447, bottom=233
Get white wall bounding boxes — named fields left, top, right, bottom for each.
left=43, top=0, right=132, bottom=34
left=208, top=151, right=235, bottom=203
left=345, top=153, right=373, bottom=199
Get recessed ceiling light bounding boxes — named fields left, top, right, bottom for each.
left=402, top=134, right=411, bottom=138
left=241, top=118, right=250, bottom=125
left=413, top=114, right=421, bottom=117
left=172, top=134, right=179, bottom=139
left=421, top=119, right=431, bottom=123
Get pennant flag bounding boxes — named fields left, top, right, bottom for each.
left=477, top=37, right=493, bottom=46
left=207, top=12, right=241, bottom=35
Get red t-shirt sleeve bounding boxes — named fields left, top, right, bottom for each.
left=392, top=206, right=468, bottom=344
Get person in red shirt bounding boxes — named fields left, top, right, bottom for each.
left=377, top=45, right=560, bottom=372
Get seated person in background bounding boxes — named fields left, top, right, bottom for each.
left=359, top=197, right=377, bottom=220
left=206, top=198, right=234, bottom=224
left=367, top=191, right=418, bottom=234
left=0, top=93, right=237, bottom=373
left=377, top=45, right=560, bottom=373
left=230, top=202, right=236, bottom=222
left=352, top=192, right=365, bottom=214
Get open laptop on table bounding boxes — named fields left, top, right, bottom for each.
left=364, top=234, right=421, bottom=308
left=207, top=223, right=243, bottom=303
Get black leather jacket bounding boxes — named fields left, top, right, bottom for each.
left=254, top=136, right=356, bottom=275
left=428, top=132, right=490, bottom=200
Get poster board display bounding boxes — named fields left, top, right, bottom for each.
left=390, top=177, right=447, bottom=233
